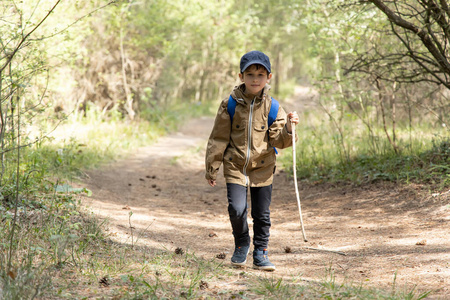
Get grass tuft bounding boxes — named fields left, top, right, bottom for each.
left=279, top=110, right=450, bottom=188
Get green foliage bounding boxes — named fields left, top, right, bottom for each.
left=298, top=0, right=449, bottom=159
left=280, top=109, right=449, bottom=186
left=0, top=0, right=448, bottom=297
left=0, top=189, right=107, bottom=298
left=70, top=0, right=310, bottom=121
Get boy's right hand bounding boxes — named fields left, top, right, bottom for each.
left=207, top=179, right=216, bottom=187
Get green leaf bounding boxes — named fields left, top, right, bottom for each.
left=30, top=246, right=46, bottom=252
left=54, top=184, right=92, bottom=196
left=68, top=234, right=79, bottom=240
left=50, top=234, right=62, bottom=241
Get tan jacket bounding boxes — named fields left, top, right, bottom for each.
left=205, top=83, right=296, bottom=187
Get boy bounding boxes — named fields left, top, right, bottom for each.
left=205, top=50, right=299, bottom=271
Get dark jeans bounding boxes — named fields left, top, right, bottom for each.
left=226, top=183, right=272, bottom=250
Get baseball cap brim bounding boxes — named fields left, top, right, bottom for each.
left=241, top=61, right=271, bottom=73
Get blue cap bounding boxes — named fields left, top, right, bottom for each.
left=240, top=50, right=271, bottom=73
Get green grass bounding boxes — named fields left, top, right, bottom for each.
left=0, top=101, right=217, bottom=299
left=0, top=191, right=106, bottom=299
left=250, top=272, right=431, bottom=300
left=9, top=99, right=216, bottom=184
left=25, top=226, right=431, bottom=299
left=0, top=101, right=442, bottom=298
left=279, top=110, right=450, bottom=188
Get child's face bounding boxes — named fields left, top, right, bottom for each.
left=239, top=65, right=272, bottom=96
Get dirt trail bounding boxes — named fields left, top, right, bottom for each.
left=81, top=93, right=450, bottom=299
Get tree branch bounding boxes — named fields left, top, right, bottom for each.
left=29, top=1, right=116, bottom=42
left=423, top=0, right=450, bottom=42
left=0, top=0, right=62, bottom=73
left=439, top=0, right=450, bottom=21
left=389, top=20, right=450, bottom=88
left=368, top=0, right=450, bottom=76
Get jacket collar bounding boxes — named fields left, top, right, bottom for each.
left=232, top=83, right=271, bottom=104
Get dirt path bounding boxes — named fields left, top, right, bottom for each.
left=81, top=95, right=450, bottom=299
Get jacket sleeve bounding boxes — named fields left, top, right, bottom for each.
left=268, top=106, right=298, bottom=149
left=205, top=99, right=231, bottom=181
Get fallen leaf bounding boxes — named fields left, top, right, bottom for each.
left=8, top=270, right=16, bottom=280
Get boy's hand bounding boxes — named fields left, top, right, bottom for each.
left=286, top=111, right=299, bottom=133
left=207, top=179, right=216, bottom=187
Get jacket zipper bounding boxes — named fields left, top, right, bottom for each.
left=243, top=97, right=255, bottom=186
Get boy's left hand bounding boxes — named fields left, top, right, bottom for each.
left=286, top=111, right=299, bottom=133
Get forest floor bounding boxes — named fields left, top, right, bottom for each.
left=80, top=87, right=450, bottom=299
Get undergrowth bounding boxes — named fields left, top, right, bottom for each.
left=0, top=102, right=216, bottom=298
left=279, top=111, right=450, bottom=189
left=0, top=102, right=441, bottom=298
left=0, top=190, right=106, bottom=298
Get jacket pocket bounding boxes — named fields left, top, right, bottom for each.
left=250, top=152, right=276, bottom=184
left=252, top=121, right=269, bottom=152
left=230, top=120, right=247, bottom=148
left=223, top=151, right=246, bottom=181
left=224, top=150, right=245, bottom=166
left=251, top=152, right=275, bottom=169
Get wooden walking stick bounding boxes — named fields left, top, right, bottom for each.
left=291, top=119, right=308, bottom=242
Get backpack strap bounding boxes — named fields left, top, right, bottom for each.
left=268, top=97, right=280, bottom=154
left=227, top=95, right=237, bottom=124
left=268, top=97, right=279, bottom=127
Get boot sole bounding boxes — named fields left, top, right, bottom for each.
left=253, top=264, right=276, bottom=271
left=231, top=259, right=247, bottom=267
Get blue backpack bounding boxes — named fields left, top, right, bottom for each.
left=227, top=95, right=279, bottom=153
